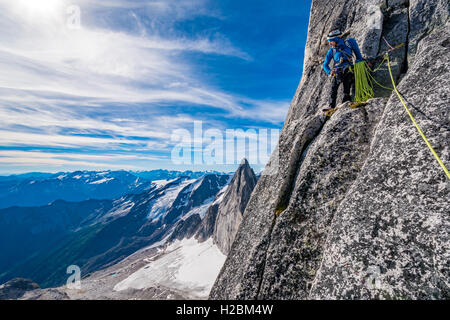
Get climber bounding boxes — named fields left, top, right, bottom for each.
left=322, top=29, right=364, bottom=112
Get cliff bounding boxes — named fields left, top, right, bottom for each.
left=195, top=159, right=258, bottom=255
left=211, top=0, right=449, bottom=300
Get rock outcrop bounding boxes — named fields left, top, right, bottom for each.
left=0, top=278, right=40, bottom=300
left=194, top=159, right=258, bottom=255
left=212, top=159, right=258, bottom=255
left=211, top=0, right=449, bottom=300
left=169, top=214, right=203, bottom=242
left=195, top=202, right=220, bottom=242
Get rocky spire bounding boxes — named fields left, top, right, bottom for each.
left=212, top=159, right=257, bottom=255
left=195, top=159, right=257, bottom=255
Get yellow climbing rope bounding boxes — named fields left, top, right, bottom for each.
left=386, top=53, right=450, bottom=179
left=366, top=56, right=394, bottom=92
left=354, top=61, right=374, bottom=103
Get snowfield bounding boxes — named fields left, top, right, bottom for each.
left=212, top=183, right=229, bottom=205
left=146, top=179, right=196, bottom=221
left=102, top=200, right=135, bottom=220
left=151, top=178, right=179, bottom=188
left=89, top=177, right=114, bottom=184
left=181, top=196, right=215, bottom=220
left=113, top=238, right=226, bottom=298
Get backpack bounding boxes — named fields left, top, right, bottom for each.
left=332, top=39, right=356, bottom=65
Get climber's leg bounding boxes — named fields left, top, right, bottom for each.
left=328, top=76, right=340, bottom=109
left=342, top=69, right=354, bottom=103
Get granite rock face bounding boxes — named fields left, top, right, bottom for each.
left=211, top=0, right=449, bottom=300
left=212, top=159, right=258, bottom=255
left=195, top=202, right=220, bottom=243
left=194, top=159, right=258, bottom=255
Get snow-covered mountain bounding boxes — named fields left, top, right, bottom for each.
left=112, top=238, right=226, bottom=299
left=0, top=161, right=258, bottom=300
left=88, top=160, right=258, bottom=299
left=0, top=170, right=151, bottom=209
left=132, top=169, right=223, bottom=181
left=0, top=173, right=231, bottom=289
left=0, top=170, right=225, bottom=210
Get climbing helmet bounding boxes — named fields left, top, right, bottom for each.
left=327, top=29, right=342, bottom=41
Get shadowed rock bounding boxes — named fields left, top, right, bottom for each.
left=195, top=159, right=258, bottom=255
left=212, top=159, right=258, bottom=255
left=0, top=278, right=40, bottom=300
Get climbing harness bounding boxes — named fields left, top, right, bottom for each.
left=386, top=53, right=450, bottom=179
left=331, top=39, right=356, bottom=65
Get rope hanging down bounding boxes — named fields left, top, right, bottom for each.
left=386, top=53, right=450, bottom=179
left=354, top=61, right=374, bottom=103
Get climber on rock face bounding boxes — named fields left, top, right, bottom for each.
left=322, top=29, right=364, bottom=113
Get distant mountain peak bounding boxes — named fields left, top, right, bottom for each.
left=239, top=158, right=250, bottom=166
left=192, top=160, right=258, bottom=255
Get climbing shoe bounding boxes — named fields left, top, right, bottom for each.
left=322, top=107, right=336, bottom=117
left=350, top=101, right=368, bottom=109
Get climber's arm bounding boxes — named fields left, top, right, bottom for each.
left=323, top=49, right=334, bottom=75
left=348, top=38, right=364, bottom=62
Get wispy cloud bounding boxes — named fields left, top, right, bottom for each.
left=0, top=0, right=292, bottom=173
left=0, top=150, right=169, bottom=172
left=0, top=150, right=167, bottom=162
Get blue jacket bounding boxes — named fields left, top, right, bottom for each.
left=323, top=37, right=364, bottom=75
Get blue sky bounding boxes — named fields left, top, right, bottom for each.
left=0, top=0, right=312, bottom=174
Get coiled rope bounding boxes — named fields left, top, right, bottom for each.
left=354, top=61, right=374, bottom=103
